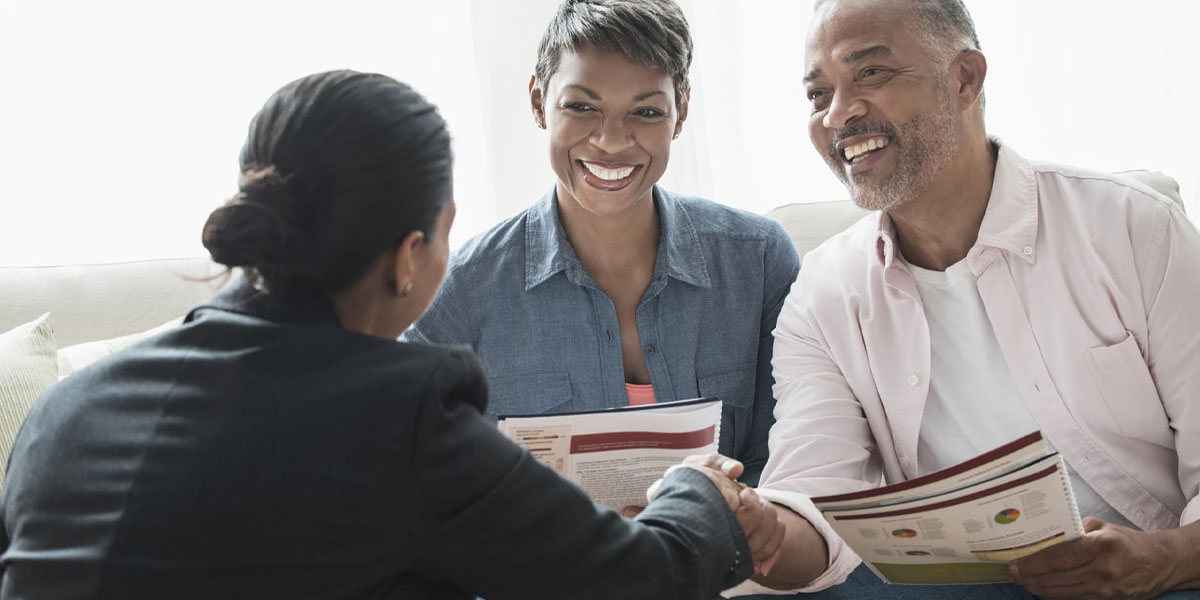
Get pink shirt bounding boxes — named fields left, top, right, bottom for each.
left=626, top=383, right=657, bottom=406
left=751, top=141, right=1200, bottom=592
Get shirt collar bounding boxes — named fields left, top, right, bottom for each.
left=873, top=137, right=1040, bottom=269
left=524, top=186, right=712, bottom=291
left=188, top=274, right=343, bottom=328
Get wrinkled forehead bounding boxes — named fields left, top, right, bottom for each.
left=804, top=0, right=915, bottom=69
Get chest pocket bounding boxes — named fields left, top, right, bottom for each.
left=697, top=363, right=756, bottom=454
left=484, top=372, right=573, bottom=417
left=1084, top=333, right=1173, bottom=448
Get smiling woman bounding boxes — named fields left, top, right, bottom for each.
left=402, top=0, right=800, bottom=489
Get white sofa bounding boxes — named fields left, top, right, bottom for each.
left=0, top=172, right=1184, bottom=484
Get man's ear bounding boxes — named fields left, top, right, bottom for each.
left=529, top=75, right=547, bottom=129
left=389, top=229, right=426, bottom=296
left=674, top=88, right=691, bottom=139
left=952, top=49, right=987, bottom=109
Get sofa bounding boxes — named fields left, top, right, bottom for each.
left=0, top=172, right=1185, bottom=485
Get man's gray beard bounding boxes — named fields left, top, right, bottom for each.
left=829, top=98, right=959, bottom=213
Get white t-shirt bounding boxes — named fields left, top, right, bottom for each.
left=910, top=259, right=1136, bottom=529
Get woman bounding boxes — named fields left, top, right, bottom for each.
left=403, top=0, right=800, bottom=486
left=0, top=70, right=759, bottom=599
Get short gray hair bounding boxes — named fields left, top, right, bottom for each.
left=534, top=0, right=693, bottom=109
left=815, top=0, right=981, bottom=61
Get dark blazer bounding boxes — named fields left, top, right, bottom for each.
left=0, top=279, right=752, bottom=599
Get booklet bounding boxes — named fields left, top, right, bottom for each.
left=810, top=431, right=1085, bottom=585
left=497, top=398, right=722, bottom=511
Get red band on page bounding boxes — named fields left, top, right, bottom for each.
left=569, top=425, right=716, bottom=454
left=830, top=463, right=1059, bottom=521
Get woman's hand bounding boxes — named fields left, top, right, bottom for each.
left=646, top=453, right=785, bottom=575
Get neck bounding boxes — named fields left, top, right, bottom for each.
left=888, top=137, right=998, bottom=271
left=556, top=185, right=660, bottom=276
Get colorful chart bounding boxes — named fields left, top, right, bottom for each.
left=994, top=508, right=1021, bottom=524
left=891, top=528, right=919, bottom=538
left=904, top=550, right=932, bottom=556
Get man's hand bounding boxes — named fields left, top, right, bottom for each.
left=646, top=453, right=785, bottom=575
left=1009, top=517, right=1180, bottom=599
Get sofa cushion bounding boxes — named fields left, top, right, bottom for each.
left=0, top=313, right=58, bottom=487
left=58, top=317, right=182, bottom=379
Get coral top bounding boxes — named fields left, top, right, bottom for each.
left=625, top=383, right=656, bottom=406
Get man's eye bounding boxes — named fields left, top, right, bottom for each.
left=807, top=90, right=830, bottom=109
left=862, top=67, right=886, bottom=78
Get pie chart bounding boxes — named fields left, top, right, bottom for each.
left=995, top=508, right=1021, bottom=524
left=891, top=528, right=918, bottom=538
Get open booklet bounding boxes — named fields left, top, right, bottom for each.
left=497, top=398, right=722, bottom=511
left=810, top=431, right=1084, bottom=585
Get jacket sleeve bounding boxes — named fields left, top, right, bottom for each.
left=740, top=222, right=801, bottom=486
left=408, top=349, right=754, bottom=600
left=1139, top=201, right=1200, bottom=526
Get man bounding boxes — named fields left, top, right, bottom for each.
left=730, top=0, right=1200, bottom=598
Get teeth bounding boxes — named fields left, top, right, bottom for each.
left=583, top=162, right=635, bottom=181
left=843, top=137, right=889, bottom=161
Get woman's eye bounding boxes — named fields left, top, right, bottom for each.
left=634, top=108, right=664, bottom=118
left=564, top=103, right=594, bottom=112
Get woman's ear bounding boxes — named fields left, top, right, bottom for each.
left=389, top=229, right=426, bottom=297
left=673, top=89, right=691, bottom=139
left=529, top=75, right=547, bottom=129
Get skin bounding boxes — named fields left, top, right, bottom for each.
left=751, top=0, right=1200, bottom=595
left=529, top=47, right=687, bottom=385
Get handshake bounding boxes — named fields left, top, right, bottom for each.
left=633, top=453, right=786, bottom=577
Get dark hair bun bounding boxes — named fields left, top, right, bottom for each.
left=201, top=167, right=304, bottom=275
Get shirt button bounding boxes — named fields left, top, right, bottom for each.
left=1022, top=245, right=1034, bottom=256
left=646, top=344, right=656, bottom=354
left=907, top=373, right=919, bottom=387
left=899, top=456, right=911, bottom=469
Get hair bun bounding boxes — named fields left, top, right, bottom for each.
left=201, top=167, right=304, bottom=274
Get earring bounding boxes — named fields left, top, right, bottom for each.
left=402, top=281, right=413, bottom=298
left=672, top=132, right=680, bottom=140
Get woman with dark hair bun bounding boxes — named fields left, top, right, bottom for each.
left=0, top=70, right=756, bottom=599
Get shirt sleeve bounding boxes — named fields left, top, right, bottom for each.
left=742, top=271, right=885, bottom=592
left=740, top=222, right=801, bottom=486
left=1139, top=201, right=1200, bottom=525
left=408, top=349, right=755, bottom=600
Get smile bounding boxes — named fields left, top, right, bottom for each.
left=578, top=160, right=641, bottom=191
left=842, top=137, right=890, bottom=164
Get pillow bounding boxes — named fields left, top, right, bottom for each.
left=57, top=316, right=182, bottom=379
left=0, top=313, right=58, bottom=486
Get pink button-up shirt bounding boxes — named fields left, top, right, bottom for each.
left=746, top=140, right=1200, bottom=593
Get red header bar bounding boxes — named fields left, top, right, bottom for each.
left=570, top=426, right=716, bottom=454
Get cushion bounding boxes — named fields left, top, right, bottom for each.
left=58, top=316, right=181, bottom=379
left=0, top=313, right=58, bottom=486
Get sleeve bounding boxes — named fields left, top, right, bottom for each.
left=408, top=350, right=755, bottom=600
left=732, top=269, right=882, bottom=594
left=739, top=222, right=801, bottom=486
left=399, top=255, right=473, bottom=345
left=1139, top=201, right=1200, bottom=525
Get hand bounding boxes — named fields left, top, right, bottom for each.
left=1009, top=517, right=1178, bottom=599
left=646, top=453, right=744, bottom=512
left=734, top=485, right=786, bottom=576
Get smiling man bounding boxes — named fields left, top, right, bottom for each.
left=729, top=0, right=1200, bottom=598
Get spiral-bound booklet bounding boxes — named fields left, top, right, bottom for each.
left=811, top=431, right=1084, bottom=585
left=497, top=397, right=722, bottom=512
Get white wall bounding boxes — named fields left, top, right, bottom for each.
left=1, top=0, right=1196, bottom=266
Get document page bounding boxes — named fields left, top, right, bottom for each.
left=498, top=398, right=722, bottom=511
left=812, top=432, right=1084, bottom=585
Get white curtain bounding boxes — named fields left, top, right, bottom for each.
left=2, top=0, right=1196, bottom=266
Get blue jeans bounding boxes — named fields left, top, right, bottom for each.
left=735, top=564, right=1200, bottom=599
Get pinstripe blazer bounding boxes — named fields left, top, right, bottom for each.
left=0, top=278, right=751, bottom=599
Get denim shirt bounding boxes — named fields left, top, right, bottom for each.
left=402, top=186, right=799, bottom=484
